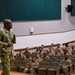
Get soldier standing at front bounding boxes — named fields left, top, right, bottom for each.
left=0, top=19, right=16, bottom=75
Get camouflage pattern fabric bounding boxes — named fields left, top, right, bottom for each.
left=0, top=27, right=15, bottom=75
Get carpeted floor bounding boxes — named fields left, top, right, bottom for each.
left=0, top=71, right=31, bottom=75
left=0, top=70, right=75, bottom=75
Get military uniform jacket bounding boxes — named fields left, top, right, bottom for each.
left=60, top=59, right=72, bottom=68
left=0, top=27, right=15, bottom=56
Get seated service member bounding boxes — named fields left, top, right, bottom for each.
left=23, top=47, right=31, bottom=59
left=35, top=54, right=43, bottom=63
left=23, top=57, right=39, bottom=74
left=42, top=52, right=50, bottom=59
left=47, top=47, right=54, bottom=56
left=39, top=45, right=45, bottom=57
left=0, top=19, right=16, bottom=75
left=60, top=54, right=72, bottom=75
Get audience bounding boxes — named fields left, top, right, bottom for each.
left=13, top=41, right=75, bottom=74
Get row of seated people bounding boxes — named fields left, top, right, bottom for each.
left=15, top=42, right=75, bottom=60
left=23, top=54, right=72, bottom=74
left=13, top=53, right=73, bottom=75
left=13, top=42, right=75, bottom=75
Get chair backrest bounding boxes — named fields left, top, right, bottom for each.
left=20, top=60, right=29, bottom=68
left=38, top=68, right=47, bottom=75
left=50, top=62, right=60, bottom=68
left=39, top=60, right=50, bottom=68
left=13, top=60, right=21, bottom=67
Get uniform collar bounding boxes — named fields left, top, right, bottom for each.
left=3, top=27, right=10, bottom=33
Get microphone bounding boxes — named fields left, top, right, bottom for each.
left=12, top=34, right=16, bottom=43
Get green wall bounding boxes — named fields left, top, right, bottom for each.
left=0, top=0, right=61, bottom=21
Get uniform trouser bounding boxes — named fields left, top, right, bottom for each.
left=23, top=68, right=38, bottom=74
left=60, top=67, right=69, bottom=75
left=1, top=54, right=14, bottom=75
left=23, top=68, right=34, bottom=74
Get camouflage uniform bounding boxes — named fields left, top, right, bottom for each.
left=23, top=61, right=39, bottom=74
left=56, top=52, right=61, bottom=56
left=67, top=45, right=72, bottom=55
left=42, top=53, right=50, bottom=59
left=59, top=48, right=64, bottom=55
left=51, top=48, right=55, bottom=56
left=47, top=52, right=53, bottom=56
left=42, top=55, right=50, bottom=59
left=60, top=58, right=72, bottom=75
left=23, top=48, right=31, bottom=59
left=35, top=57, right=43, bottom=63
left=0, top=27, right=15, bottom=75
